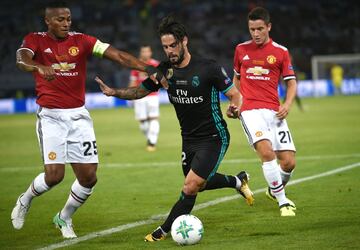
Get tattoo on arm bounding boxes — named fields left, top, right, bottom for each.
left=114, top=86, right=150, bottom=100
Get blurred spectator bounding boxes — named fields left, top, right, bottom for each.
left=0, top=0, right=359, bottom=98
left=331, top=64, right=344, bottom=95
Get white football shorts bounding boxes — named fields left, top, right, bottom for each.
left=240, top=109, right=296, bottom=152
left=36, top=106, right=99, bottom=164
left=133, top=95, right=159, bottom=121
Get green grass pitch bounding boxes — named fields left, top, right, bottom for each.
left=0, top=95, right=359, bottom=249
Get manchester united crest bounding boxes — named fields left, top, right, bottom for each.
left=266, top=55, right=276, bottom=64
left=68, top=46, right=79, bottom=56
left=48, top=152, right=57, bottom=160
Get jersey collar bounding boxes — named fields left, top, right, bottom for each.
left=252, top=38, right=272, bottom=49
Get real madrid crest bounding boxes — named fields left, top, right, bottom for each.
left=192, top=76, right=200, bottom=87
left=266, top=55, right=276, bottom=64
left=68, top=46, right=79, bottom=56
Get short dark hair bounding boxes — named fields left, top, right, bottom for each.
left=45, top=1, right=69, bottom=9
left=140, top=44, right=151, bottom=48
left=248, top=7, right=271, bottom=24
left=157, top=15, right=188, bottom=42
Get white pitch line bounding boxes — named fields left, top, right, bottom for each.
left=2, top=153, right=360, bottom=172
left=37, top=161, right=360, bottom=250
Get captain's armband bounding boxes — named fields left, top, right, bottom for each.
left=92, top=40, right=110, bottom=58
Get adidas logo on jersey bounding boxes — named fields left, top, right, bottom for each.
left=243, top=55, right=250, bottom=60
left=44, top=48, right=52, bottom=54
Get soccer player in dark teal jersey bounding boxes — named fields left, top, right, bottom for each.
left=95, top=15, right=254, bottom=242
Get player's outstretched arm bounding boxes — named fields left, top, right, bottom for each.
left=103, top=46, right=169, bottom=89
left=95, top=76, right=151, bottom=100
left=16, top=49, right=56, bottom=81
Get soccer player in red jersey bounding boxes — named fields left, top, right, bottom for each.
left=128, top=45, right=160, bottom=152
left=10, top=2, right=166, bottom=238
left=233, top=7, right=297, bottom=216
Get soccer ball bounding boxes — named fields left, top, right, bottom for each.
left=171, top=214, right=204, bottom=245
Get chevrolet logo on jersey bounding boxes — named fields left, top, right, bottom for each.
left=246, top=66, right=269, bottom=76
left=51, top=62, right=76, bottom=72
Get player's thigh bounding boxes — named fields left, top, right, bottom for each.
left=182, top=145, right=194, bottom=177
left=43, top=163, right=66, bottom=185
left=71, top=163, right=98, bottom=186
left=67, top=109, right=99, bottom=164
left=37, top=108, right=67, bottom=164
left=146, top=95, right=160, bottom=118
left=134, top=99, right=147, bottom=120
left=240, top=109, right=272, bottom=147
left=185, top=139, right=229, bottom=181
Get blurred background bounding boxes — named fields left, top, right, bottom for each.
left=0, top=0, right=359, bottom=108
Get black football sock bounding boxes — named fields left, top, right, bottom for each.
left=201, top=173, right=236, bottom=191
left=160, top=191, right=197, bottom=233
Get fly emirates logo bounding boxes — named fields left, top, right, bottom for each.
left=51, top=62, right=78, bottom=77
left=169, top=89, right=204, bottom=104
left=246, top=66, right=270, bottom=81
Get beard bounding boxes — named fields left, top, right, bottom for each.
left=168, top=47, right=185, bottom=66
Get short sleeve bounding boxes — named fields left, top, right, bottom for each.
left=282, top=50, right=296, bottom=81
left=18, top=33, right=38, bottom=55
left=211, top=62, right=234, bottom=94
left=233, top=45, right=241, bottom=76
left=80, top=34, right=106, bottom=57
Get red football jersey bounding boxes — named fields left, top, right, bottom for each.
left=18, top=32, right=97, bottom=108
left=233, top=39, right=295, bottom=112
left=130, top=58, right=159, bottom=96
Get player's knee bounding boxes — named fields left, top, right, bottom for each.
left=260, top=150, right=276, bottom=162
left=78, top=174, right=97, bottom=188
left=283, top=158, right=296, bottom=172
left=44, top=165, right=65, bottom=187
left=255, top=142, right=276, bottom=161
left=198, top=182, right=207, bottom=192
left=45, top=172, right=64, bottom=187
left=183, top=180, right=203, bottom=195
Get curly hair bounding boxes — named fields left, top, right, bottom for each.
left=157, top=15, right=188, bottom=42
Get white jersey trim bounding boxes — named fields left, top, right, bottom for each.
left=272, top=41, right=288, bottom=51
left=17, top=47, right=35, bottom=55
left=237, top=40, right=252, bottom=47
left=283, top=75, right=296, bottom=81
left=233, top=69, right=240, bottom=76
